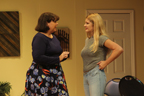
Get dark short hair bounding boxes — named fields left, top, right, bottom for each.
left=35, top=12, right=59, bottom=33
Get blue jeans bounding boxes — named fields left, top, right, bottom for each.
left=83, top=65, right=106, bottom=96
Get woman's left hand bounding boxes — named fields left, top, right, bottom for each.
left=97, top=61, right=107, bottom=70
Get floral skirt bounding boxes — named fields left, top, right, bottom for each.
left=25, top=61, right=69, bottom=96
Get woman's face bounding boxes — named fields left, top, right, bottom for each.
left=84, top=18, right=94, bottom=33
left=47, top=20, right=58, bottom=33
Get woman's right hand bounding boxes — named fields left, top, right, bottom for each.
left=59, top=51, right=70, bottom=61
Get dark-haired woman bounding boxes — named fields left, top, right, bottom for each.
left=25, top=12, right=69, bottom=96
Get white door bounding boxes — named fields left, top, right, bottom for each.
left=86, top=10, right=135, bottom=81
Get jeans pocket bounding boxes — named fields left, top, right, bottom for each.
left=90, top=68, right=99, bottom=77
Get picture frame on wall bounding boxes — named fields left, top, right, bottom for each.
left=0, top=11, right=20, bottom=57
left=54, top=27, right=70, bottom=57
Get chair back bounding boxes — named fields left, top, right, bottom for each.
left=104, top=78, right=121, bottom=96
left=119, top=75, right=144, bottom=96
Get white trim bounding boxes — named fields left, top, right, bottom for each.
left=86, top=10, right=135, bottom=76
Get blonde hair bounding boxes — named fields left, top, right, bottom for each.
left=86, top=13, right=108, bottom=53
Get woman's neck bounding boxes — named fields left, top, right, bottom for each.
left=40, top=32, right=53, bottom=38
left=87, top=32, right=94, bottom=39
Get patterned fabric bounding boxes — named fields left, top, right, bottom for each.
left=25, top=61, right=69, bottom=96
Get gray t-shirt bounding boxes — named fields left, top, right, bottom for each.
left=81, top=35, right=108, bottom=72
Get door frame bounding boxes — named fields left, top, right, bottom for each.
left=86, top=10, right=135, bottom=76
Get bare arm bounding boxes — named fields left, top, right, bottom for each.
left=97, top=39, right=123, bottom=70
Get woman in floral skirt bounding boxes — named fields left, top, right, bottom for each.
left=25, top=12, right=70, bottom=96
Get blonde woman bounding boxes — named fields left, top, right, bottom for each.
left=81, top=13, right=123, bottom=96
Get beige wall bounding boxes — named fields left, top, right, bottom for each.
left=0, top=0, right=144, bottom=96
left=0, top=0, right=76, bottom=96
left=75, top=0, right=144, bottom=96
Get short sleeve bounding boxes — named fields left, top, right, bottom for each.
left=99, top=35, right=109, bottom=47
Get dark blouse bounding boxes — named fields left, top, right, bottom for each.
left=32, top=33, right=62, bottom=66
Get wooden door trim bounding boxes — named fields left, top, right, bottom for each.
left=86, top=10, right=135, bottom=76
